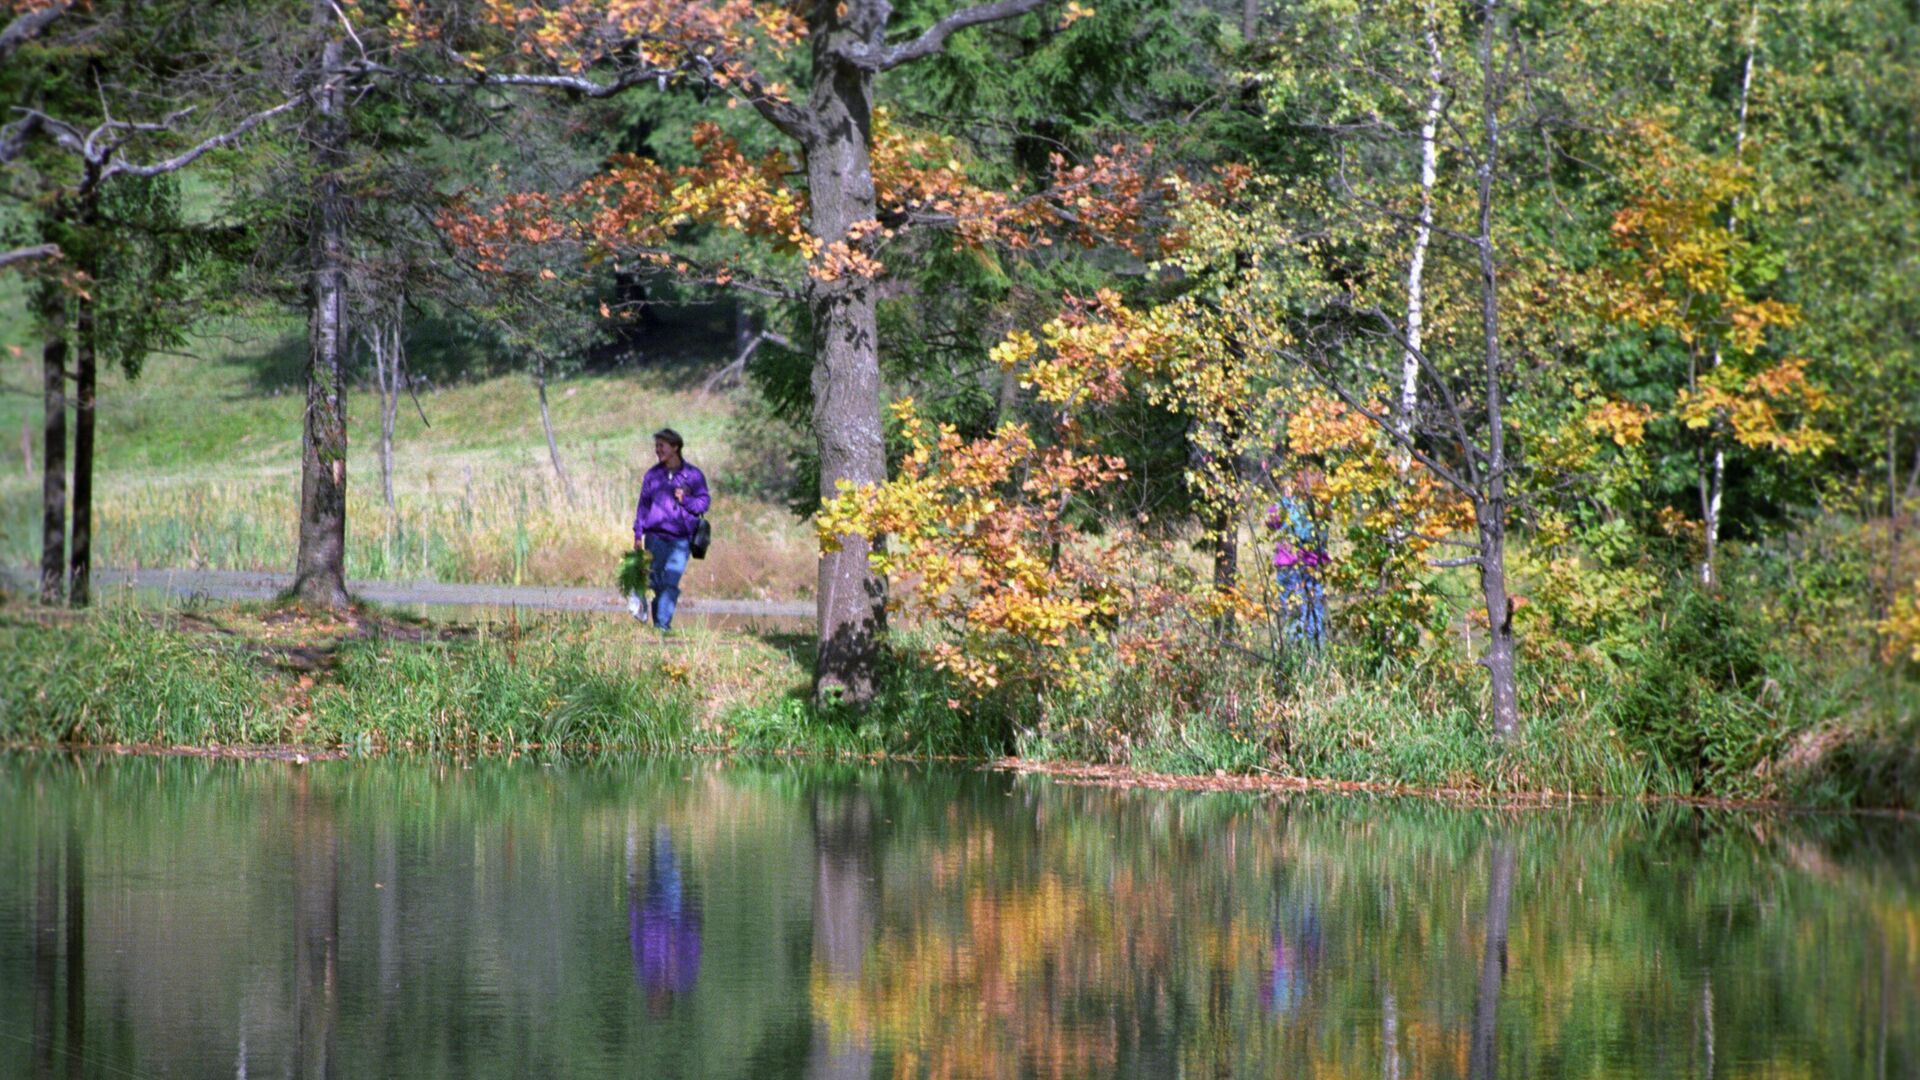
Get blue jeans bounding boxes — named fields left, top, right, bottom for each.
left=644, top=534, right=691, bottom=630
left=1276, top=565, right=1326, bottom=645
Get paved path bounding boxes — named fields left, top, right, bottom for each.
left=5, top=566, right=814, bottom=620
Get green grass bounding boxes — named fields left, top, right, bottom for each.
left=308, top=635, right=695, bottom=752
left=0, top=609, right=279, bottom=746
left=0, top=311, right=816, bottom=598
left=0, top=607, right=701, bottom=753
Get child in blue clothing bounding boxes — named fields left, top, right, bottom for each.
left=1267, top=472, right=1329, bottom=645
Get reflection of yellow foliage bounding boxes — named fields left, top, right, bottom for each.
left=814, top=858, right=1235, bottom=1079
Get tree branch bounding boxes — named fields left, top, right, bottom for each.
left=96, top=92, right=315, bottom=188
left=1281, top=343, right=1478, bottom=497
left=0, top=244, right=61, bottom=271
left=10, top=86, right=321, bottom=196
left=0, top=0, right=70, bottom=66
left=856, top=0, right=1057, bottom=71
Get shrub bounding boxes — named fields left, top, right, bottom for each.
left=1604, top=584, right=1788, bottom=795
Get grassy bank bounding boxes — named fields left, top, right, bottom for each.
left=0, top=601, right=969, bottom=758
left=4, top=596, right=1913, bottom=809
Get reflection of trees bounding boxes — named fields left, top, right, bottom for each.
left=30, top=838, right=57, bottom=1079
left=809, top=790, right=877, bottom=1080
left=815, top=817, right=1202, bottom=1076
left=291, top=773, right=339, bottom=1080
left=5, top=761, right=1918, bottom=1079
left=27, top=822, right=87, bottom=1080
left=1468, top=836, right=1516, bottom=1080
left=62, top=823, right=84, bottom=1080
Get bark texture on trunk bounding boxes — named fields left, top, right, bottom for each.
left=69, top=293, right=95, bottom=607
left=1478, top=509, right=1519, bottom=737
left=1474, top=0, right=1519, bottom=739
left=294, top=5, right=351, bottom=609
left=804, top=5, right=888, bottom=703
left=1467, top=837, right=1517, bottom=1080
left=39, top=283, right=67, bottom=607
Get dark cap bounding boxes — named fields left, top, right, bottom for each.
left=652, top=428, right=684, bottom=450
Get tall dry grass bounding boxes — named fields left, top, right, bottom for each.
left=0, top=326, right=819, bottom=599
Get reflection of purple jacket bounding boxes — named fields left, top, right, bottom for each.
left=631, top=835, right=702, bottom=997
left=633, top=463, right=710, bottom=541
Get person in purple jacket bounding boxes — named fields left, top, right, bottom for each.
left=632, top=428, right=710, bottom=630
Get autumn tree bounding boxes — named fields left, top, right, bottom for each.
left=373, top=0, right=1144, bottom=702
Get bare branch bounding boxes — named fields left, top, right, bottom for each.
left=97, top=91, right=316, bottom=189
left=856, top=0, right=1056, bottom=71
left=0, top=111, right=44, bottom=164
left=734, top=78, right=816, bottom=143
left=10, top=86, right=319, bottom=195
left=357, top=58, right=667, bottom=100
left=0, top=243, right=62, bottom=271
left=0, top=0, right=70, bottom=66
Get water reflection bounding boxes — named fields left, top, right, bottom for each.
left=0, top=757, right=1916, bottom=1079
left=292, top=773, right=340, bottom=1078
left=629, top=824, right=703, bottom=1011
left=808, top=788, right=877, bottom=1079
left=1468, top=837, right=1516, bottom=1080
left=1262, top=899, right=1321, bottom=1017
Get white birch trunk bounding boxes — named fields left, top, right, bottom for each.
left=1398, top=12, right=1444, bottom=468
left=1703, top=2, right=1760, bottom=585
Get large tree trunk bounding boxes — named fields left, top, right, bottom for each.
left=69, top=287, right=95, bottom=607
left=293, top=2, right=350, bottom=610
left=1474, top=0, right=1518, bottom=739
left=804, top=20, right=888, bottom=704
left=38, top=281, right=67, bottom=607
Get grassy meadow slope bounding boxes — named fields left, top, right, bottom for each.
left=0, top=308, right=815, bottom=601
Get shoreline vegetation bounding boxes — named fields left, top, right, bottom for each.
left=3, top=593, right=1915, bottom=812
left=9, top=738, right=1915, bottom=821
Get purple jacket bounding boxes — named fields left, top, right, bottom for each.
left=634, top=462, right=711, bottom=541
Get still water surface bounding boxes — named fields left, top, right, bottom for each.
left=1, top=755, right=1915, bottom=1078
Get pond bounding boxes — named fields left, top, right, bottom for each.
left=1, top=755, right=1915, bottom=1078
